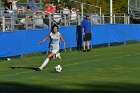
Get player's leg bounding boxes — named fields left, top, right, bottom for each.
left=38, top=53, right=55, bottom=70
left=52, top=49, right=61, bottom=60
left=87, top=33, right=92, bottom=51
left=87, top=40, right=91, bottom=51
left=83, top=41, right=88, bottom=52
left=50, top=53, right=61, bottom=60
left=83, top=33, right=87, bottom=52
left=50, top=54, right=55, bottom=59
left=83, top=41, right=86, bottom=51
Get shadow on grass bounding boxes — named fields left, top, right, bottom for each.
left=0, top=82, right=140, bottom=93
left=9, top=67, right=39, bottom=71
left=49, top=70, right=58, bottom=73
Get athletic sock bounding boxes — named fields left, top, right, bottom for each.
left=56, top=53, right=61, bottom=59
left=39, top=58, right=49, bottom=69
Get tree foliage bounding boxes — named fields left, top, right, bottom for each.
left=14, top=0, right=128, bottom=13
left=79, top=0, right=128, bottom=13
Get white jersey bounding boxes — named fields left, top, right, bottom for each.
left=12, top=1, right=18, bottom=11
left=49, top=32, right=61, bottom=53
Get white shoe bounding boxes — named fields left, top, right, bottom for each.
left=38, top=67, right=43, bottom=71
left=56, top=53, right=61, bottom=60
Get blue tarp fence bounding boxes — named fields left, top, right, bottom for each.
left=1, top=24, right=140, bottom=58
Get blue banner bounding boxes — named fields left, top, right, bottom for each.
left=1, top=24, right=140, bottom=58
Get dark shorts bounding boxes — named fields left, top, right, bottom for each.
left=84, top=33, right=92, bottom=41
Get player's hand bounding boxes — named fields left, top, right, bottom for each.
left=38, top=42, right=42, bottom=44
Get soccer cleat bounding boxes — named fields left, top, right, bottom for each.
left=56, top=53, right=61, bottom=60
left=83, top=50, right=86, bottom=52
left=38, top=67, right=43, bottom=71
left=87, top=49, right=91, bottom=52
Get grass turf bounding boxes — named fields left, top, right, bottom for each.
left=0, top=44, right=140, bottom=93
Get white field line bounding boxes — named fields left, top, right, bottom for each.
left=0, top=53, right=139, bottom=78
left=63, top=54, right=132, bottom=67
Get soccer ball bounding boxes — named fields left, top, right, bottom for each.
left=55, top=65, right=62, bottom=72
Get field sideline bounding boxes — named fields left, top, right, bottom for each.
left=0, top=44, right=140, bottom=93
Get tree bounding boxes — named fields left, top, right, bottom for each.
left=80, top=0, right=128, bottom=13
left=16, top=0, right=128, bottom=13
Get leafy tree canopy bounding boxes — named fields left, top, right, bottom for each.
left=14, top=0, right=128, bottom=13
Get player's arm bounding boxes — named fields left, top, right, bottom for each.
left=39, top=34, right=50, bottom=44
left=60, top=35, right=66, bottom=51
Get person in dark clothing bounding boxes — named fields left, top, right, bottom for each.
left=4, top=0, right=12, bottom=10
left=56, top=2, right=61, bottom=13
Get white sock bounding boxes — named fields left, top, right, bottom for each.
left=39, top=58, right=49, bottom=69
left=56, top=53, right=59, bottom=58
left=56, top=53, right=61, bottom=59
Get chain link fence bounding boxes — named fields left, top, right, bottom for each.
left=0, top=12, right=130, bottom=32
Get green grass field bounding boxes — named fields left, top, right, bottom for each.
left=0, top=44, right=140, bottom=93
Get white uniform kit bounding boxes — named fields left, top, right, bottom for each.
left=38, top=32, right=62, bottom=70
left=49, top=32, right=61, bottom=54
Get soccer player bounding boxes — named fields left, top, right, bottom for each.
left=38, top=24, right=66, bottom=71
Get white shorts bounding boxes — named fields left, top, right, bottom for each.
left=51, top=49, right=59, bottom=54
left=50, top=45, right=59, bottom=54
